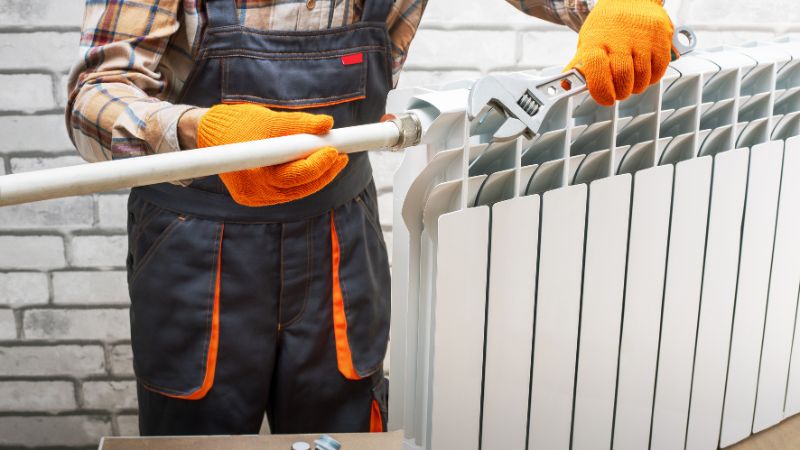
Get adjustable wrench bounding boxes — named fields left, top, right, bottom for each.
left=467, top=25, right=698, bottom=142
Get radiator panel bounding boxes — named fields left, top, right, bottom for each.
left=528, top=185, right=587, bottom=450
left=388, top=38, right=800, bottom=450
left=481, top=195, right=540, bottom=450
left=721, top=141, right=784, bottom=447
left=651, top=156, right=713, bottom=450
left=686, top=148, right=749, bottom=450
left=429, top=207, right=490, bottom=450
left=571, top=175, right=632, bottom=450
left=753, top=137, right=800, bottom=432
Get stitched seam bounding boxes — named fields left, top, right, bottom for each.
left=139, top=378, right=198, bottom=397
left=207, top=23, right=385, bottom=38
left=130, top=194, right=177, bottom=243
left=130, top=206, right=161, bottom=245
left=220, top=51, right=367, bottom=103
left=136, top=223, right=222, bottom=396
left=130, top=216, right=184, bottom=285
left=356, top=196, right=386, bottom=251
left=176, top=17, right=213, bottom=102
left=204, top=45, right=387, bottom=59
left=334, top=214, right=363, bottom=377
left=223, top=93, right=365, bottom=105
left=280, top=220, right=313, bottom=329
left=221, top=58, right=227, bottom=103
left=278, top=223, right=285, bottom=329
left=337, top=206, right=383, bottom=379
left=196, top=222, right=222, bottom=387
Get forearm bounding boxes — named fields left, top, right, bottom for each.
left=67, top=74, right=199, bottom=162
left=67, top=0, right=188, bottom=162
left=178, top=108, right=208, bottom=150
left=505, top=0, right=595, bottom=32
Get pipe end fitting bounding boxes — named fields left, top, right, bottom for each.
left=382, top=113, right=422, bottom=151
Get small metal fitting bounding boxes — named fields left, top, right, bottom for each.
left=383, top=113, right=422, bottom=151
left=314, top=434, right=342, bottom=450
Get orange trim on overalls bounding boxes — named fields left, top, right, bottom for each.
left=370, top=399, right=384, bottom=432
left=330, top=212, right=363, bottom=381
left=147, top=224, right=225, bottom=400
left=224, top=95, right=366, bottom=110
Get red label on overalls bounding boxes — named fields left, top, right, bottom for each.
left=341, top=52, right=364, bottom=65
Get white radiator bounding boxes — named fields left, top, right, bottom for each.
left=387, top=37, right=800, bottom=450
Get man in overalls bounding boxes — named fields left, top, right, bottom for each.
left=66, top=0, right=675, bottom=436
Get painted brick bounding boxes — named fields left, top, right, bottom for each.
left=23, top=308, right=130, bottom=340
left=82, top=381, right=138, bottom=410
left=57, top=72, right=71, bottom=109
left=0, top=0, right=790, bottom=445
left=403, top=30, right=517, bottom=71
left=0, top=415, right=112, bottom=447
left=70, top=235, right=128, bottom=268
left=420, top=0, right=537, bottom=25
left=688, top=1, right=800, bottom=24
left=0, top=381, right=76, bottom=412
left=0, top=74, right=56, bottom=112
left=0, top=308, right=17, bottom=339
left=0, top=196, right=94, bottom=229
left=519, top=31, right=579, bottom=68
left=0, top=236, right=65, bottom=270
left=0, top=0, right=85, bottom=28
left=0, top=115, right=75, bottom=153
left=0, top=345, right=106, bottom=376
left=0, top=32, right=80, bottom=71
left=53, top=271, right=130, bottom=305
left=0, top=272, right=49, bottom=306
left=117, top=414, right=140, bottom=437
left=396, top=70, right=482, bottom=90
left=110, top=345, right=134, bottom=376
left=98, top=195, right=131, bottom=229
left=11, top=156, right=85, bottom=173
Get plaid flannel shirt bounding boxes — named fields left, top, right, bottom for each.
left=66, top=0, right=593, bottom=162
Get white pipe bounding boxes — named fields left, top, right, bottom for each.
left=0, top=120, right=408, bottom=207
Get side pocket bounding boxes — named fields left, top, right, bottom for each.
left=129, top=217, right=225, bottom=399
left=127, top=194, right=187, bottom=284
left=371, top=376, right=389, bottom=433
left=329, top=197, right=391, bottom=380
left=356, top=183, right=387, bottom=253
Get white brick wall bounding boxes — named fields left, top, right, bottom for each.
left=0, top=0, right=797, bottom=447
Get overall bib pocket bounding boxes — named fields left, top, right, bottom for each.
left=221, top=52, right=367, bottom=109
left=127, top=195, right=225, bottom=399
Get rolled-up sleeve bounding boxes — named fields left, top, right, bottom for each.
left=66, top=0, right=195, bottom=162
left=505, top=0, right=595, bottom=32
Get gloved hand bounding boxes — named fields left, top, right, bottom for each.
left=196, top=103, right=348, bottom=207
left=565, top=0, right=675, bottom=106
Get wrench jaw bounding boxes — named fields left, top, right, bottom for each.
left=467, top=70, right=588, bottom=143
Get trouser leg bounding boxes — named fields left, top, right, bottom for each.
left=268, top=184, right=391, bottom=434
left=128, top=192, right=282, bottom=435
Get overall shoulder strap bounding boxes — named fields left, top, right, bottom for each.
left=361, top=0, right=394, bottom=23
left=205, top=0, right=239, bottom=28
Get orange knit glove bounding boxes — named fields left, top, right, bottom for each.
left=196, top=103, right=348, bottom=207
left=565, top=0, right=675, bottom=106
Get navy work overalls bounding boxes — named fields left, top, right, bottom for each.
left=126, top=0, right=393, bottom=435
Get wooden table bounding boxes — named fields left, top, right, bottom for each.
left=99, top=431, right=402, bottom=450
left=729, top=413, right=800, bottom=449
left=98, top=422, right=800, bottom=450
